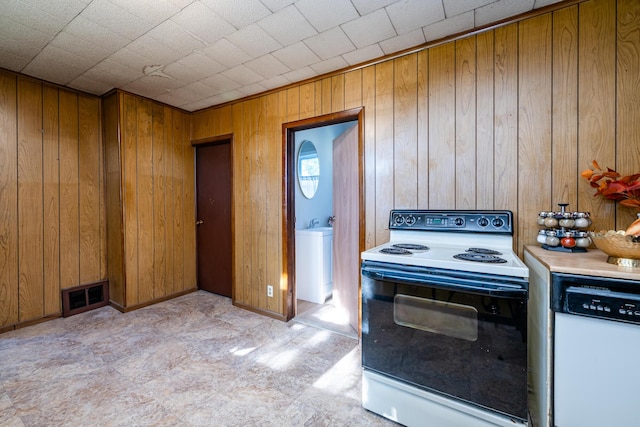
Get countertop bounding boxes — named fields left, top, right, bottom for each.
left=524, top=245, right=640, bottom=281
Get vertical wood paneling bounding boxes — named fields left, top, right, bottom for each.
left=417, top=50, right=429, bottom=209
left=277, top=90, right=288, bottom=313
left=321, top=77, right=332, bottom=115
left=331, top=74, right=345, bottom=112
left=552, top=7, right=579, bottom=209
left=518, top=14, right=552, bottom=252
left=239, top=101, right=251, bottom=305
left=59, top=90, right=80, bottom=290
left=362, top=67, right=376, bottom=248
left=0, top=72, right=18, bottom=327
left=374, top=61, right=394, bottom=245
left=286, top=87, right=299, bottom=122
left=344, top=69, right=362, bottom=110
left=455, top=37, right=477, bottom=209
left=393, top=54, right=418, bottom=209
left=122, top=93, right=138, bottom=305
left=314, top=81, right=323, bottom=116
left=172, top=109, right=185, bottom=293
left=299, top=82, right=315, bottom=119
left=265, top=93, right=279, bottom=313
left=577, top=0, right=616, bottom=231
left=42, top=85, right=60, bottom=315
left=152, top=104, right=167, bottom=299
left=17, top=78, right=43, bottom=321
left=252, top=97, right=266, bottom=308
left=428, top=42, right=456, bottom=209
left=182, top=112, right=196, bottom=291
left=476, top=31, right=495, bottom=209
left=494, top=24, right=519, bottom=225
left=616, top=0, right=640, bottom=228
left=164, top=105, right=175, bottom=296
left=232, top=102, right=243, bottom=303
left=78, top=95, right=101, bottom=285
left=103, top=92, right=124, bottom=306
left=137, top=99, right=154, bottom=302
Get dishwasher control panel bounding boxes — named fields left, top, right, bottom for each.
left=565, top=286, right=640, bottom=325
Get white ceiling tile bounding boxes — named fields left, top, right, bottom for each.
left=126, top=34, right=185, bottom=64
left=182, top=96, right=223, bottom=112
left=81, top=0, right=153, bottom=41
left=475, top=0, right=535, bottom=27
left=201, top=38, right=251, bottom=68
left=350, top=0, right=397, bottom=15
left=259, top=75, right=290, bottom=90
left=80, top=60, right=141, bottom=87
left=258, top=5, right=317, bottom=46
left=167, top=81, right=219, bottom=101
left=63, top=16, right=130, bottom=53
left=272, top=41, right=320, bottom=69
left=304, top=27, right=355, bottom=60
left=281, top=66, right=315, bottom=82
left=0, top=18, right=52, bottom=58
left=22, top=45, right=89, bottom=84
left=108, top=0, right=180, bottom=26
left=202, top=73, right=241, bottom=93
left=154, top=91, right=192, bottom=108
left=534, top=0, right=563, bottom=8
left=201, top=0, right=271, bottom=28
left=442, top=0, right=494, bottom=17
left=67, top=74, right=114, bottom=95
left=176, top=53, right=226, bottom=76
left=0, top=45, right=30, bottom=71
left=260, top=0, right=295, bottom=13
left=423, top=12, right=474, bottom=42
left=341, top=9, right=396, bottom=49
left=310, top=56, right=349, bottom=75
left=122, top=75, right=187, bottom=98
left=162, top=62, right=208, bottom=83
left=236, top=82, right=266, bottom=96
left=341, top=44, right=384, bottom=66
left=18, top=0, right=90, bottom=21
left=50, top=31, right=117, bottom=64
left=211, top=89, right=244, bottom=104
left=295, top=0, right=359, bottom=33
left=171, top=2, right=236, bottom=44
left=108, top=48, right=155, bottom=74
left=221, top=64, right=263, bottom=85
left=386, top=0, right=446, bottom=34
left=0, top=0, right=67, bottom=36
left=379, top=28, right=426, bottom=55
left=166, top=0, right=196, bottom=9
left=146, top=20, right=206, bottom=53
left=244, top=54, right=290, bottom=78
left=226, top=23, right=282, bottom=58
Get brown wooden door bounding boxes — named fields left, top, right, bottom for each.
left=196, top=142, right=232, bottom=297
left=332, top=124, right=359, bottom=333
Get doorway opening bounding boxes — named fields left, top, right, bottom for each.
left=283, top=108, right=364, bottom=337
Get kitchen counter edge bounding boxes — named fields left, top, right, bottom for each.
left=524, top=245, right=640, bottom=281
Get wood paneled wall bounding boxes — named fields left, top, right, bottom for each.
left=0, top=71, right=105, bottom=330
left=103, top=91, right=196, bottom=311
left=191, top=0, right=640, bottom=319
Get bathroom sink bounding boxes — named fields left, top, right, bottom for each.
left=296, top=227, right=333, bottom=236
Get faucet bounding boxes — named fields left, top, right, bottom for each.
left=309, top=218, right=319, bottom=228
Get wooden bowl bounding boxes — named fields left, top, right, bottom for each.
left=589, top=231, right=640, bottom=259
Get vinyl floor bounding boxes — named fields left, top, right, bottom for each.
left=0, top=291, right=397, bottom=427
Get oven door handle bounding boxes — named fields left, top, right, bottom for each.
left=361, top=264, right=527, bottom=298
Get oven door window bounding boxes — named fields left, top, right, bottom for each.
left=394, top=294, right=478, bottom=342
left=362, top=273, right=527, bottom=421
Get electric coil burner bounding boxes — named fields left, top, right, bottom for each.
left=361, top=210, right=529, bottom=427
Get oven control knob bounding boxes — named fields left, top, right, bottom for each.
left=454, top=217, right=464, bottom=226
left=478, top=217, right=489, bottom=227
left=492, top=218, right=504, bottom=228
left=405, top=215, right=416, bottom=226
left=394, top=215, right=405, bottom=225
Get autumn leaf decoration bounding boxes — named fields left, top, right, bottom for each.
left=581, top=160, right=640, bottom=209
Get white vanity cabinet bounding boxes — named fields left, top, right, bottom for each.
left=295, top=227, right=333, bottom=304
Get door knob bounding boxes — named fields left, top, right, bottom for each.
left=196, top=220, right=204, bottom=226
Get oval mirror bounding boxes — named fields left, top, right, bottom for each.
left=297, top=140, right=320, bottom=199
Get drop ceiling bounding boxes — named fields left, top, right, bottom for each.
left=0, top=0, right=564, bottom=112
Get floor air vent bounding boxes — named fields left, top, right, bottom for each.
left=62, top=280, right=109, bottom=317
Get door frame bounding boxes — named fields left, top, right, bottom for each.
left=192, top=134, right=234, bottom=299
left=282, top=108, right=364, bottom=322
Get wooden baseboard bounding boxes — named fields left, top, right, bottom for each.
left=110, top=288, right=197, bottom=313
left=232, top=301, right=288, bottom=321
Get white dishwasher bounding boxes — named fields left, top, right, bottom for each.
left=552, top=272, right=640, bottom=427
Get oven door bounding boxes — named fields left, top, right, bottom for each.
left=361, top=260, right=528, bottom=422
